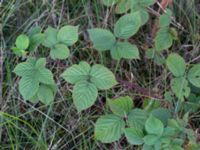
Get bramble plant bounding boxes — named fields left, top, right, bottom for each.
left=155, top=9, right=178, bottom=52
left=13, top=58, right=56, bottom=105
left=94, top=96, right=196, bottom=149
left=102, top=0, right=155, bottom=25
left=166, top=53, right=200, bottom=101
left=12, top=25, right=78, bottom=59
left=88, top=12, right=141, bottom=60
left=11, top=0, right=200, bottom=149
left=61, top=61, right=117, bottom=111
left=12, top=34, right=30, bottom=56
left=42, top=25, right=78, bottom=59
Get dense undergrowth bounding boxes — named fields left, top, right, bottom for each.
left=1, top=0, right=200, bottom=149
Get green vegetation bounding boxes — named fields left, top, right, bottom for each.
left=1, top=0, right=200, bottom=149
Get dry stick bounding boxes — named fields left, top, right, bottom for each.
left=0, top=32, right=3, bottom=104
left=58, top=0, right=65, bottom=28
left=156, top=1, right=186, bottom=31
left=147, top=1, right=186, bottom=32
left=0, top=26, right=5, bottom=107
left=117, top=78, right=164, bottom=101
left=103, top=3, right=114, bottom=28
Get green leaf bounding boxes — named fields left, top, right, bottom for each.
left=35, top=58, right=46, bottom=68
left=32, top=58, right=54, bottom=85
left=29, top=94, right=39, bottom=103
left=115, top=0, right=131, bottom=14
left=166, top=53, right=186, bottom=77
left=37, top=85, right=54, bottom=105
left=50, top=44, right=70, bottom=59
left=28, top=26, right=42, bottom=36
left=14, top=58, right=55, bottom=100
left=159, top=9, right=172, bottom=28
left=16, top=34, right=30, bottom=50
left=13, top=61, right=35, bottom=77
left=95, top=114, right=125, bottom=143
left=145, top=115, right=164, bottom=135
left=26, top=57, right=37, bottom=65
left=72, top=81, right=98, bottom=112
left=57, top=25, right=78, bottom=46
left=188, top=64, right=200, bottom=88
left=143, top=135, right=159, bottom=146
left=61, top=61, right=91, bottom=84
left=155, top=27, right=173, bottom=52
left=139, top=0, right=155, bottom=7
left=19, top=76, right=39, bottom=100
left=171, top=77, right=190, bottom=101
left=151, top=108, right=172, bottom=126
left=90, top=64, right=117, bottom=90
left=88, top=28, right=116, bottom=51
left=142, top=144, right=154, bottom=150
left=131, top=0, right=155, bottom=11
left=12, top=47, right=26, bottom=56
left=110, top=41, right=140, bottom=60
left=162, top=127, right=176, bottom=137
left=108, top=96, right=133, bottom=117
left=37, top=68, right=54, bottom=85
left=102, top=0, right=118, bottom=6
left=138, top=9, right=149, bottom=25
left=114, top=12, right=141, bottom=39
left=29, top=33, right=45, bottom=51
left=124, top=127, right=144, bottom=145
left=128, top=109, right=147, bottom=129
left=48, top=84, right=58, bottom=94
left=42, top=27, right=58, bottom=48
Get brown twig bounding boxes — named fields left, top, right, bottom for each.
left=117, top=78, right=163, bottom=100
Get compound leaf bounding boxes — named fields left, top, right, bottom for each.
left=14, top=58, right=55, bottom=101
